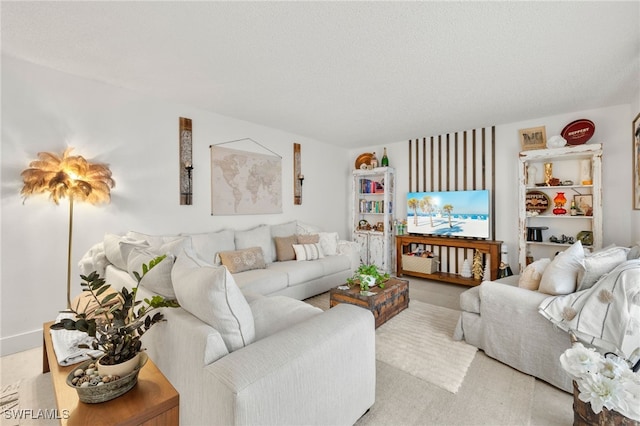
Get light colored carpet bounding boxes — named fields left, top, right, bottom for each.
left=305, top=292, right=477, bottom=393
left=376, top=300, right=477, bottom=393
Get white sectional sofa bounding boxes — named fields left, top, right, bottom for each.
left=86, top=220, right=360, bottom=302
left=78, top=221, right=374, bottom=425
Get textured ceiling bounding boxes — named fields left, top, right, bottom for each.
left=2, top=1, right=639, bottom=148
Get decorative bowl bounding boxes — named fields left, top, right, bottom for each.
left=66, top=352, right=148, bottom=403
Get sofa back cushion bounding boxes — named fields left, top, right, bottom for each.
left=172, top=249, right=255, bottom=352
left=235, top=225, right=273, bottom=264
left=127, top=248, right=176, bottom=298
left=577, top=245, right=629, bottom=291
left=186, top=229, right=235, bottom=265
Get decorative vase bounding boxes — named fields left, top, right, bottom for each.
left=359, top=275, right=376, bottom=291
left=553, top=192, right=567, bottom=215
left=544, top=162, right=553, bottom=186
left=572, top=382, right=639, bottom=426
left=527, top=164, right=538, bottom=186
left=97, top=352, right=144, bottom=378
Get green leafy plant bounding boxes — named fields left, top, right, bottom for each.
left=51, top=255, right=179, bottom=365
left=346, top=263, right=390, bottom=291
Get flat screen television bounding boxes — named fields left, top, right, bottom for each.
left=406, top=190, right=490, bottom=239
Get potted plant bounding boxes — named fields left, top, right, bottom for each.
left=347, top=263, right=390, bottom=293
left=52, top=255, right=179, bottom=378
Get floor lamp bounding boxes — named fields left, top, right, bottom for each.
left=21, top=147, right=115, bottom=308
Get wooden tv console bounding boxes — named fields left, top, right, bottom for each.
left=395, top=234, right=502, bottom=286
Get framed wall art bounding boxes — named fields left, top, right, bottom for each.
left=574, top=194, right=593, bottom=216
left=633, top=112, right=640, bottom=210
left=519, top=126, right=547, bottom=151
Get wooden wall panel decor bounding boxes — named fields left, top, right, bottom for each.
left=179, top=117, right=193, bottom=205
left=406, top=126, right=497, bottom=278
left=293, top=143, right=302, bottom=205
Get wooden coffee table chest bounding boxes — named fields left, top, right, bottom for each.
left=329, top=277, right=409, bottom=328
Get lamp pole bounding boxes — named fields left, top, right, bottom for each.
left=66, top=196, right=74, bottom=308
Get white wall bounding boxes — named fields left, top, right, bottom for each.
left=352, top=104, right=635, bottom=271
left=0, top=56, right=350, bottom=355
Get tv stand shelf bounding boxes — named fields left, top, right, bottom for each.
left=395, top=235, right=502, bottom=286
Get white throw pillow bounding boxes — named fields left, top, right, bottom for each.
left=103, top=233, right=148, bottom=270
left=172, top=249, right=255, bottom=352
left=293, top=243, right=324, bottom=261
left=127, top=248, right=176, bottom=299
left=577, top=245, right=629, bottom=291
left=318, top=232, right=339, bottom=256
left=518, top=258, right=551, bottom=291
left=235, top=225, right=272, bottom=264
left=538, top=241, right=585, bottom=295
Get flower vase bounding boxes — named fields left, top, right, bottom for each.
left=572, top=382, right=639, bottom=426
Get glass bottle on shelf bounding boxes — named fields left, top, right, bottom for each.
left=370, top=152, right=378, bottom=168
left=381, top=148, right=389, bottom=167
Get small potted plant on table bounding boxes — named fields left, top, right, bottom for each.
left=52, top=255, right=179, bottom=402
left=347, top=264, right=390, bottom=295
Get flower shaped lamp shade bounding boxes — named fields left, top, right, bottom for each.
left=20, top=147, right=115, bottom=308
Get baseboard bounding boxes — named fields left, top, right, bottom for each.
left=0, top=328, right=42, bottom=356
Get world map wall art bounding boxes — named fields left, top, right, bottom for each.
left=210, top=145, right=282, bottom=215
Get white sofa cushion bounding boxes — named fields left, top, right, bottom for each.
left=127, top=247, right=176, bottom=298
left=577, top=245, right=629, bottom=291
left=318, top=232, right=340, bottom=256
left=172, top=249, right=255, bottom=352
left=538, top=241, right=585, bottom=295
left=235, top=225, right=272, bottom=264
left=249, top=295, right=322, bottom=340
left=233, top=268, right=289, bottom=295
left=268, top=260, right=325, bottom=286
left=187, top=229, right=235, bottom=265
left=104, top=233, right=148, bottom=270
left=316, top=255, right=351, bottom=276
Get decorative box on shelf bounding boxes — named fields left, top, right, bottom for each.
left=401, top=255, right=439, bottom=274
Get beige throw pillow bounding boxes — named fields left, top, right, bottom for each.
left=218, top=247, right=266, bottom=273
left=274, top=235, right=297, bottom=261
left=518, top=258, right=551, bottom=291
left=297, top=234, right=319, bottom=244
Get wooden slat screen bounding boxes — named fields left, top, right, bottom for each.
left=407, top=126, right=496, bottom=276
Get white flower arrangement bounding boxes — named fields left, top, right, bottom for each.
left=560, top=342, right=640, bottom=421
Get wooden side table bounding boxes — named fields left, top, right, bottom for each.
left=42, top=322, right=179, bottom=426
left=329, top=277, right=409, bottom=328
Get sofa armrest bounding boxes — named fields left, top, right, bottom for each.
left=202, top=303, right=375, bottom=425
left=338, top=240, right=360, bottom=272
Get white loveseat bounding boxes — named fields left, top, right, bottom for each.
left=454, top=243, right=640, bottom=393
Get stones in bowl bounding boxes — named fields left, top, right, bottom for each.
left=66, top=353, right=148, bottom=403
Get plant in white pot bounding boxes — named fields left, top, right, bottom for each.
left=52, top=255, right=179, bottom=378
left=347, top=264, right=390, bottom=293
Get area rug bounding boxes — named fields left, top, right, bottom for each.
left=304, top=293, right=477, bottom=393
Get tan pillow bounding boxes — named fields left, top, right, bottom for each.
left=297, top=234, right=319, bottom=244
left=71, top=287, right=122, bottom=320
left=218, top=247, right=266, bottom=273
left=274, top=235, right=297, bottom=261
left=518, top=258, right=551, bottom=291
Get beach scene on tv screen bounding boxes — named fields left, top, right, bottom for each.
left=406, top=190, right=489, bottom=238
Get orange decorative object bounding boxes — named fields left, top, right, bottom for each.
left=553, top=192, right=567, bottom=215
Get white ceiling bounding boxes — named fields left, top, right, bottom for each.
left=2, top=1, right=639, bottom=148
